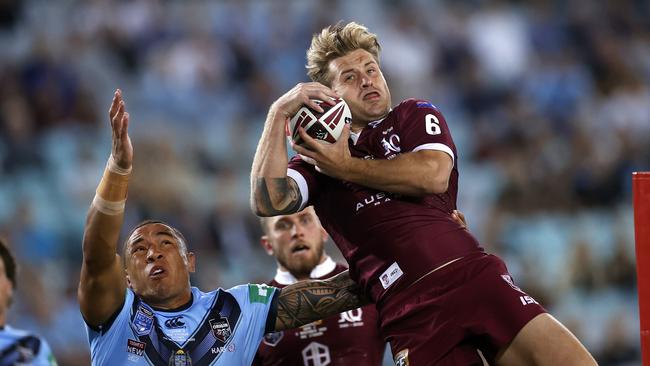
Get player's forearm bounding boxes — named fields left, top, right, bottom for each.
left=82, top=207, right=124, bottom=271
left=82, top=156, right=130, bottom=272
left=274, top=270, right=369, bottom=331
left=251, top=108, right=301, bottom=216
left=342, top=150, right=450, bottom=196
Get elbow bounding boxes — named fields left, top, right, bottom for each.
left=250, top=196, right=275, bottom=217
left=250, top=198, right=267, bottom=217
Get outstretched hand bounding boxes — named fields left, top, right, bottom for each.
left=292, top=123, right=353, bottom=179
left=108, top=89, right=133, bottom=170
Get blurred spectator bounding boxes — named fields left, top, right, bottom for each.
left=0, top=1, right=644, bottom=364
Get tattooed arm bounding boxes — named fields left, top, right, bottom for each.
left=251, top=83, right=338, bottom=217
left=273, top=270, right=369, bottom=331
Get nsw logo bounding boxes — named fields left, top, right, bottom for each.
left=164, top=316, right=186, bottom=329
left=132, top=306, right=154, bottom=336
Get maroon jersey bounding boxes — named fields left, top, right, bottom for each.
left=254, top=258, right=384, bottom=366
left=287, top=99, right=484, bottom=302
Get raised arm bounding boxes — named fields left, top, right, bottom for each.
left=250, top=83, right=338, bottom=217
left=272, top=270, right=368, bottom=331
left=78, top=89, right=133, bottom=327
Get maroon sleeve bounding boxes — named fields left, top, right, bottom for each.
left=287, top=154, right=320, bottom=209
left=396, top=99, right=456, bottom=162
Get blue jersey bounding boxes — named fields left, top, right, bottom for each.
left=86, top=285, right=279, bottom=366
left=0, top=325, right=57, bottom=365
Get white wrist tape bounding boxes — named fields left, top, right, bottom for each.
left=108, top=155, right=132, bottom=175
left=92, top=194, right=126, bottom=215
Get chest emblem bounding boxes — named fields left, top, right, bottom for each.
left=209, top=316, right=232, bottom=342
left=132, top=306, right=154, bottom=336
left=381, top=134, right=401, bottom=157
left=169, top=349, right=192, bottom=366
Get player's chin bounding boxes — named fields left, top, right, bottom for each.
left=363, top=103, right=389, bottom=117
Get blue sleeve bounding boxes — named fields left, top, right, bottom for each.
left=85, top=289, right=135, bottom=365
left=226, top=284, right=279, bottom=364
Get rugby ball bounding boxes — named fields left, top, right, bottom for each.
left=287, top=98, right=351, bottom=146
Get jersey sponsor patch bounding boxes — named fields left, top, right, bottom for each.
left=379, top=262, right=403, bottom=289
left=209, top=317, right=232, bottom=343
left=132, top=306, right=154, bottom=336
left=127, top=339, right=145, bottom=357
left=248, top=284, right=272, bottom=304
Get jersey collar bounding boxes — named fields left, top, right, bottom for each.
left=274, top=256, right=337, bottom=285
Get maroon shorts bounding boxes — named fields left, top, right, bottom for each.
left=377, top=253, right=546, bottom=365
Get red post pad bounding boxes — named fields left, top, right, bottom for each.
left=634, top=172, right=650, bottom=364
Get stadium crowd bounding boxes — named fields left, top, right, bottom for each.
left=0, top=0, right=645, bottom=364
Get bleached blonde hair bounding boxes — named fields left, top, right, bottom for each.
left=306, top=21, right=381, bottom=86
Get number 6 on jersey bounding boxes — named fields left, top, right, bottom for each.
left=425, top=114, right=441, bottom=135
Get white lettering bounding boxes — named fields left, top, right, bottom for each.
left=425, top=114, right=441, bottom=135
left=519, top=296, right=538, bottom=305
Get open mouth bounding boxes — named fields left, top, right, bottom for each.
left=149, top=266, right=166, bottom=278
left=291, top=244, right=310, bottom=254
left=364, top=92, right=380, bottom=100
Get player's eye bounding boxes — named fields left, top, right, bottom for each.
left=162, top=240, right=173, bottom=245
left=133, top=246, right=146, bottom=253
left=275, top=221, right=290, bottom=230
left=344, top=74, right=354, bottom=82
left=367, top=68, right=375, bottom=74
left=300, top=216, right=312, bottom=225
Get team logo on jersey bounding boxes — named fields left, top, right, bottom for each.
left=164, top=316, right=186, bottom=329
left=394, top=348, right=409, bottom=366
left=127, top=339, right=145, bottom=357
left=381, top=134, right=401, bottom=157
left=338, top=309, right=364, bottom=328
left=501, top=274, right=523, bottom=292
left=132, top=306, right=154, bottom=336
left=169, top=349, right=192, bottom=366
left=263, top=331, right=284, bottom=347
left=209, top=317, right=231, bottom=342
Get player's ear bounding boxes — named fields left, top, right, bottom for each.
left=187, top=252, right=196, bottom=273
left=125, top=269, right=132, bottom=289
left=320, top=227, right=329, bottom=243
left=260, top=236, right=274, bottom=256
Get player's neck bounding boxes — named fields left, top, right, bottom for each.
left=145, top=288, right=193, bottom=311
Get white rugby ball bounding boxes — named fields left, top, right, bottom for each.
left=286, top=98, right=351, bottom=146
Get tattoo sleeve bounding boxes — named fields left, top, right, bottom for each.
left=274, top=270, right=369, bottom=331
left=253, top=177, right=303, bottom=216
